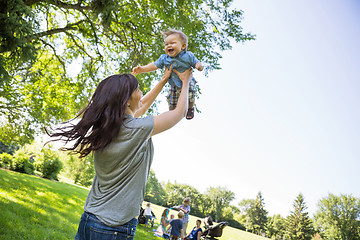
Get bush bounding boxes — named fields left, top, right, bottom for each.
left=0, top=153, right=14, bottom=169
left=41, top=158, right=62, bottom=180
left=12, top=153, right=35, bottom=175
left=73, top=155, right=94, bottom=187
left=38, top=148, right=62, bottom=180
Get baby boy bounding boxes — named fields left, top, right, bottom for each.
left=132, top=29, right=203, bottom=119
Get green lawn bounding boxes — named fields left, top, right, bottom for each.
left=0, top=169, right=267, bottom=240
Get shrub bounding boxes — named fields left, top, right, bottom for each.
left=0, top=153, right=14, bottom=169
left=38, top=148, right=62, bottom=180
left=41, top=158, right=62, bottom=180
left=12, top=153, right=35, bottom=175
left=72, top=155, right=94, bottom=187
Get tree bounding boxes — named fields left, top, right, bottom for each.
left=238, top=198, right=255, bottom=230
left=0, top=0, right=255, bottom=145
left=145, top=169, right=167, bottom=206
left=245, top=192, right=268, bottom=234
left=164, top=181, right=203, bottom=216
left=314, top=194, right=360, bottom=240
left=267, top=214, right=286, bottom=240
left=198, top=193, right=213, bottom=218
left=285, top=193, right=314, bottom=240
left=205, top=186, right=235, bottom=222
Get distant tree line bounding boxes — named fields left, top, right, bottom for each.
left=1, top=142, right=359, bottom=239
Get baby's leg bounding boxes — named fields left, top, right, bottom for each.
left=166, top=86, right=180, bottom=111
left=186, top=80, right=197, bottom=119
left=188, top=101, right=194, bottom=109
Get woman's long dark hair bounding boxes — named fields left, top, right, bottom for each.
left=47, top=74, right=139, bottom=158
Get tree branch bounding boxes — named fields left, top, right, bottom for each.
left=64, top=32, right=95, bottom=60
left=24, top=0, right=92, bottom=11
left=39, top=39, right=66, bottom=71
left=32, top=20, right=86, bottom=40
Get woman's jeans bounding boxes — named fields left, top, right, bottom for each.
left=74, top=212, right=137, bottom=240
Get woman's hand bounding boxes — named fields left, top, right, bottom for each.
left=161, top=65, right=173, bottom=82
left=173, top=68, right=192, bottom=85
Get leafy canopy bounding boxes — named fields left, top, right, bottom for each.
left=0, top=0, right=255, bottom=144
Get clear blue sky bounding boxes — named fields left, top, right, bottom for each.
left=151, top=0, right=360, bottom=217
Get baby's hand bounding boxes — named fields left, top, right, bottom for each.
left=132, top=65, right=143, bottom=75
left=195, top=62, right=203, bottom=71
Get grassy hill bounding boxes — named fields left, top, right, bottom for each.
left=0, top=169, right=268, bottom=240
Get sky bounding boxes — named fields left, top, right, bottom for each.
left=150, top=0, right=360, bottom=217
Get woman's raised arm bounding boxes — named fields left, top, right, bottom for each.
left=151, top=68, right=192, bottom=136
left=134, top=66, right=172, bottom=118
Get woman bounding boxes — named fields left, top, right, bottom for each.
left=184, top=219, right=203, bottom=240
left=155, top=208, right=170, bottom=237
left=48, top=66, right=192, bottom=240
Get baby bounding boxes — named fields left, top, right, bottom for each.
left=132, top=29, right=203, bottom=119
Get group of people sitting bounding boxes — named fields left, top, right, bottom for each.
left=144, top=197, right=202, bottom=240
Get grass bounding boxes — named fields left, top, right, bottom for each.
left=0, top=169, right=268, bottom=240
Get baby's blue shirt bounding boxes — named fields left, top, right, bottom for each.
left=154, top=51, right=199, bottom=88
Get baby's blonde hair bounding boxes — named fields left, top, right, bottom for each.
left=161, top=29, right=188, bottom=50
left=178, top=211, right=185, bottom=219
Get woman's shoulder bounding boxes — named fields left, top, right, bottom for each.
left=118, top=115, right=154, bottom=139
left=125, top=115, right=154, bottom=129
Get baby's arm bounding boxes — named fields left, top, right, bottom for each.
left=195, top=61, right=203, bottom=71
left=132, top=62, right=158, bottom=75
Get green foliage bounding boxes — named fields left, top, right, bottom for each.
left=9, top=140, right=93, bottom=186
left=0, top=0, right=255, bottom=144
left=11, top=142, right=63, bottom=180
left=69, top=154, right=95, bottom=187
left=0, top=0, right=37, bottom=82
left=267, top=214, right=286, bottom=240
left=0, top=142, right=19, bottom=155
left=314, top=194, right=360, bottom=240
left=0, top=152, right=13, bottom=169
left=206, top=186, right=235, bottom=222
left=285, top=193, right=314, bottom=240
left=39, top=149, right=62, bottom=180
left=238, top=192, right=268, bottom=234
left=224, top=206, right=246, bottom=230
left=12, top=151, right=35, bottom=174
left=145, top=169, right=167, bottom=206
left=164, top=181, right=204, bottom=217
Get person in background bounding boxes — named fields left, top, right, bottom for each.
left=184, top=219, right=202, bottom=240
left=174, top=197, right=191, bottom=238
left=144, top=202, right=153, bottom=228
left=170, top=211, right=184, bottom=240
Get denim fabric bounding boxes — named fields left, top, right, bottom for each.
left=145, top=215, right=152, bottom=225
left=75, top=212, right=137, bottom=240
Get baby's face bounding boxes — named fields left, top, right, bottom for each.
left=164, top=34, right=186, bottom=57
